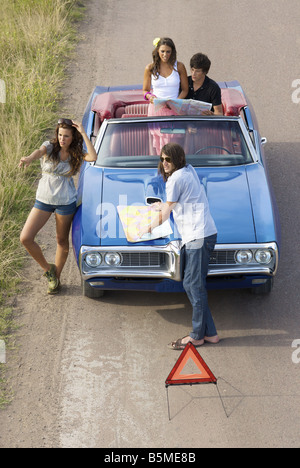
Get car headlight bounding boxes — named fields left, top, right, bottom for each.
left=254, top=249, right=272, bottom=264
left=85, top=252, right=102, bottom=267
left=235, top=250, right=253, bottom=264
left=104, top=252, right=122, bottom=266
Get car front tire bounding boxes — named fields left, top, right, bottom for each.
left=81, top=279, right=105, bottom=298
left=250, top=277, right=274, bottom=294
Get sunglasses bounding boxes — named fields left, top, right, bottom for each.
left=58, top=118, right=73, bottom=126
left=160, top=156, right=172, bottom=163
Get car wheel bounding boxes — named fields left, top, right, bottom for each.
left=250, top=277, right=274, bottom=294
left=81, top=279, right=105, bottom=298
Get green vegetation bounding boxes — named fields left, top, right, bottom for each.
left=0, top=0, right=85, bottom=407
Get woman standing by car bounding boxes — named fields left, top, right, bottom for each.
left=19, top=119, right=97, bottom=294
left=143, top=37, right=189, bottom=112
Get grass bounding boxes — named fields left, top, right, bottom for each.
left=0, top=0, right=86, bottom=407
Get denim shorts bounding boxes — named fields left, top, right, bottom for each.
left=34, top=200, right=77, bottom=216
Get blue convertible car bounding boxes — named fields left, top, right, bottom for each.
left=72, top=81, right=281, bottom=298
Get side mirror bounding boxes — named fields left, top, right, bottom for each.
left=146, top=197, right=162, bottom=205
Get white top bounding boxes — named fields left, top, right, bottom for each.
left=166, top=164, right=217, bottom=246
left=151, top=61, right=180, bottom=99
left=35, top=141, right=77, bottom=205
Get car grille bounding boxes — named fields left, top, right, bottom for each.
left=119, top=250, right=236, bottom=267
left=121, top=252, right=167, bottom=267
left=209, top=250, right=236, bottom=265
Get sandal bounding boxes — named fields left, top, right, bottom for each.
left=168, top=336, right=204, bottom=350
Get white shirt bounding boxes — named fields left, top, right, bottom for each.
left=166, top=165, right=217, bottom=246
left=151, top=61, right=180, bottom=99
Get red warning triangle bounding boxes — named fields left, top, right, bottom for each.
left=166, top=342, right=217, bottom=386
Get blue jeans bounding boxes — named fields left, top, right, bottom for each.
left=182, top=234, right=217, bottom=340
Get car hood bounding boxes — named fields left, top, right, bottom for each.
left=98, top=166, right=256, bottom=246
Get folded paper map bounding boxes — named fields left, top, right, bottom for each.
left=153, top=98, right=212, bottom=115
left=117, top=205, right=173, bottom=243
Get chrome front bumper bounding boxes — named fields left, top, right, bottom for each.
left=80, top=242, right=182, bottom=281
left=80, top=241, right=279, bottom=281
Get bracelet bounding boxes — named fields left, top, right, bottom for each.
left=144, top=91, right=153, bottom=101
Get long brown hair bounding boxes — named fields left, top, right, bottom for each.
left=150, top=37, right=177, bottom=79
left=158, top=143, right=186, bottom=182
left=49, top=123, right=84, bottom=176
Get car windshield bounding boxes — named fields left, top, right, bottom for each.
left=96, top=118, right=254, bottom=168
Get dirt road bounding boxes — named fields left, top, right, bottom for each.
left=1, top=0, right=300, bottom=448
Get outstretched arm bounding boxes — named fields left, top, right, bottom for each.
left=19, top=144, right=47, bottom=168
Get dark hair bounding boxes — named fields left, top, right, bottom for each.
left=190, top=53, right=211, bottom=74
left=158, top=143, right=186, bottom=181
left=49, top=123, right=84, bottom=176
left=151, top=37, right=177, bottom=79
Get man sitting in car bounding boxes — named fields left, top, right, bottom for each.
left=186, top=53, right=223, bottom=115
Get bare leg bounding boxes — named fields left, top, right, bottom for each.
left=54, top=213, right=74, bottom=279
left=20, top=208, right=53, bottom=272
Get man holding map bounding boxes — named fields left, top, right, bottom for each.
left=186, top=53, right=223, bottom=115
left=137, top=143, right=220, bottom=350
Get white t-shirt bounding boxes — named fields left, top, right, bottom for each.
left=166, top=165, right=217, bottom=246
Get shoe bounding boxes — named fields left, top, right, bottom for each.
left=43, top=264, right=60, bottom=295
left=48, top=279, right=61, bottom=295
